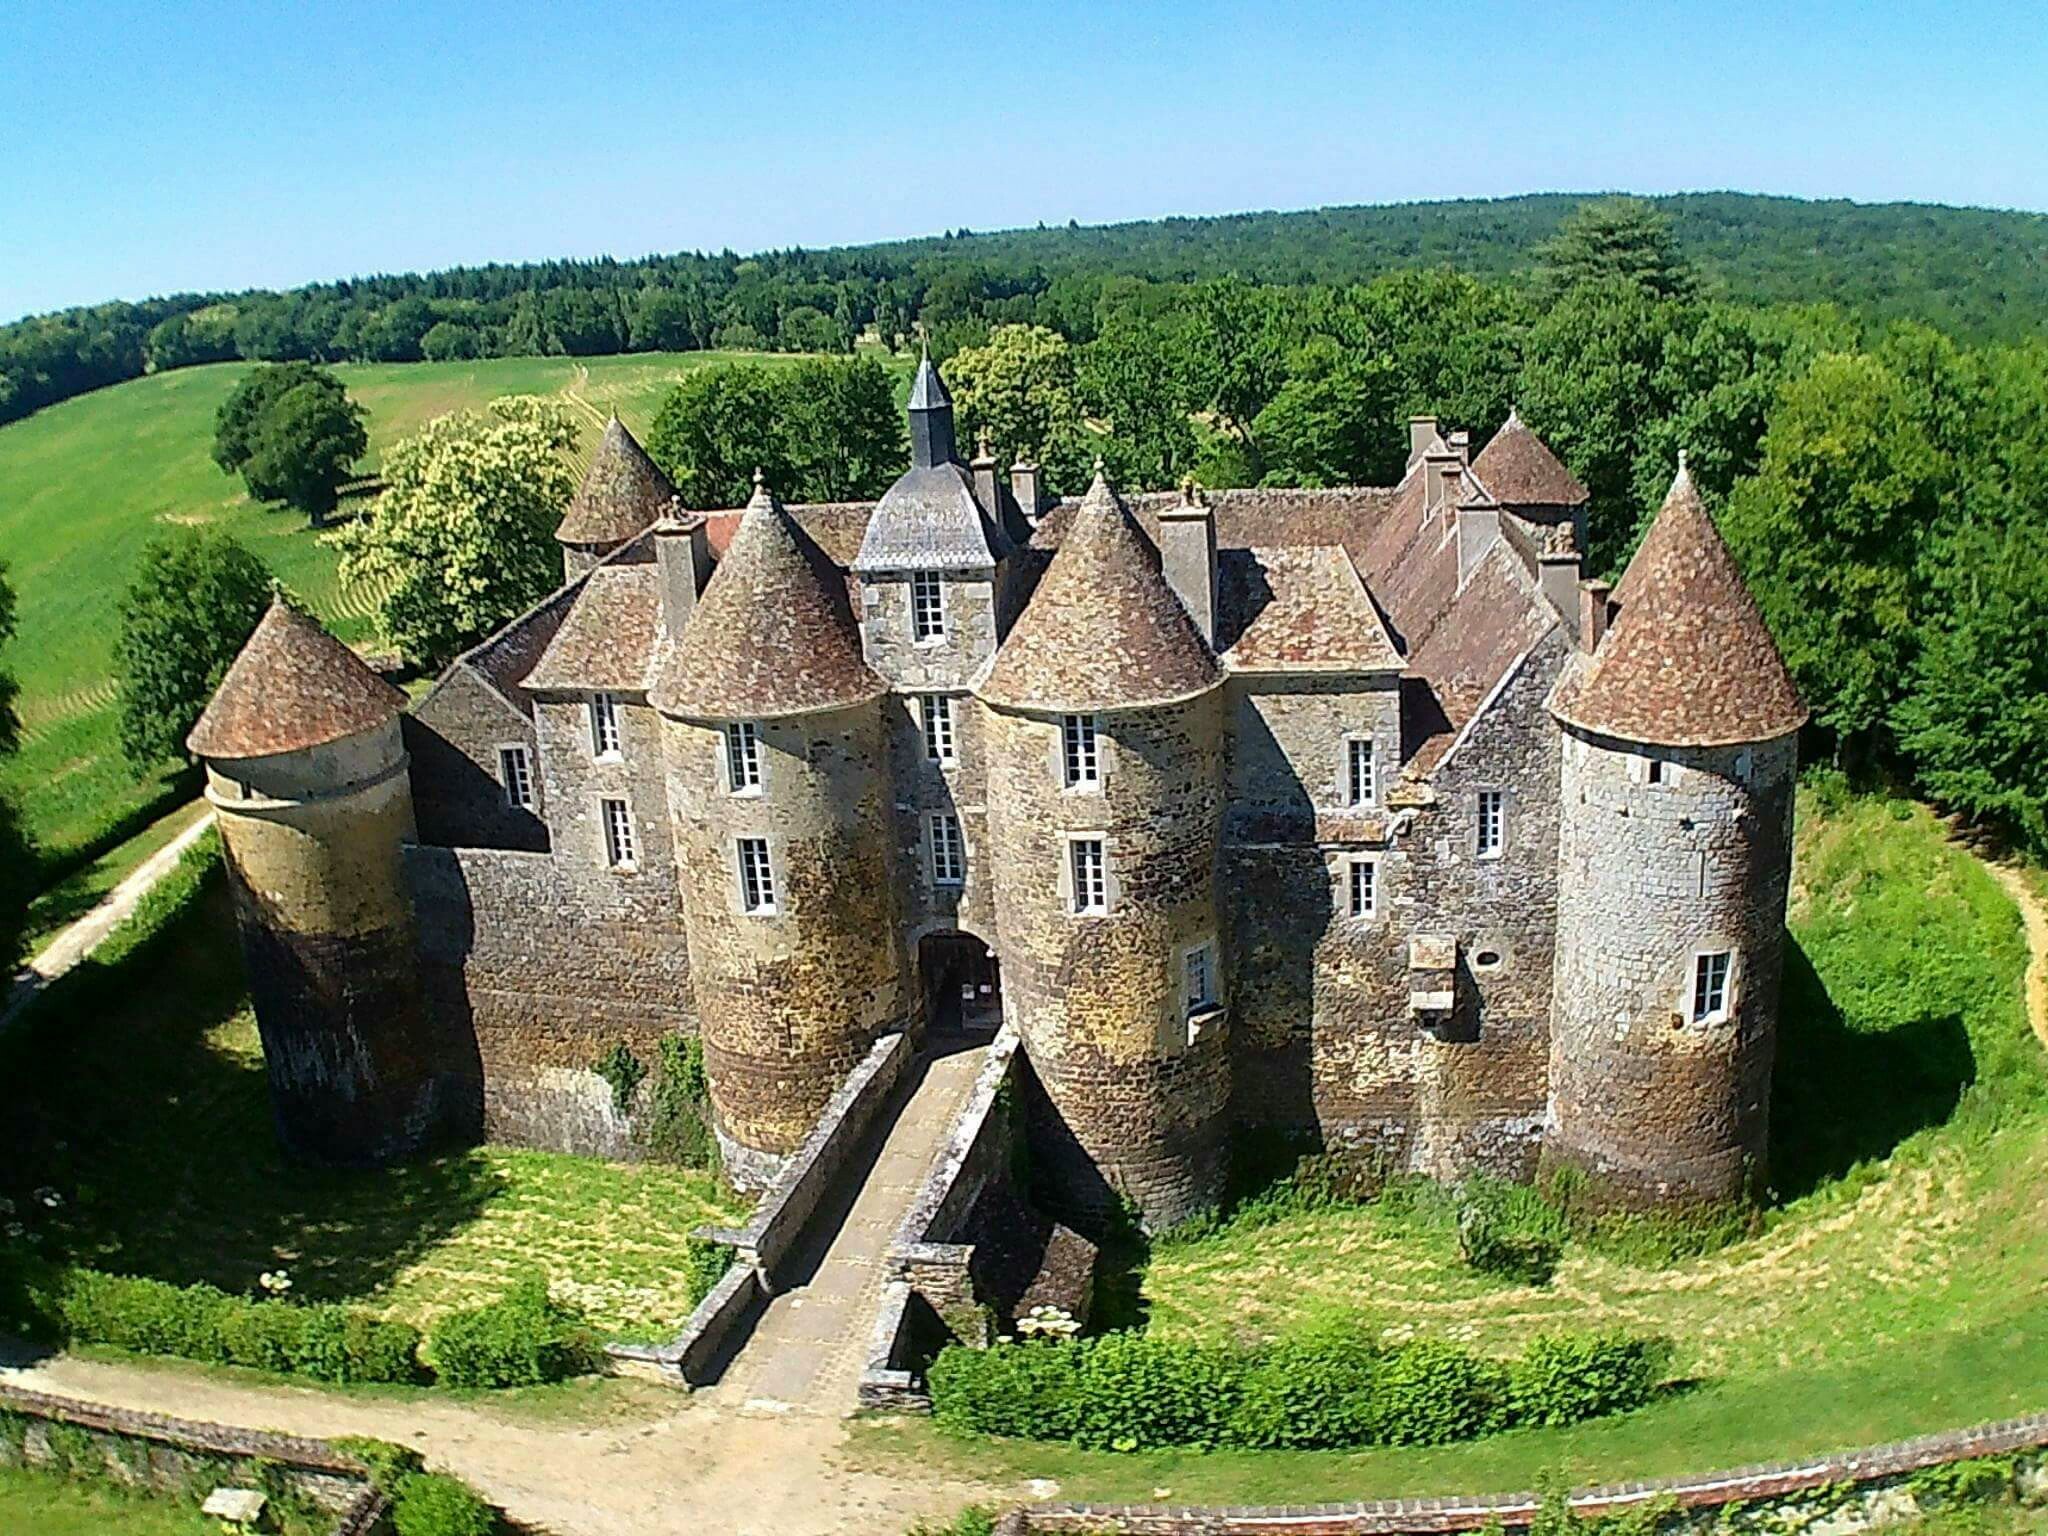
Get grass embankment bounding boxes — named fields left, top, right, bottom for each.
left=0, top=1464, right=216, bottom=1536
left=856, top=788, right=2048, bottom=1502
left=2, top=836, right=746, bottom=1341
left=0, top=348, right=832, bottom=916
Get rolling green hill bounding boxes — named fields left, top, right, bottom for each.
left=0, top=350, right=823, bottom=922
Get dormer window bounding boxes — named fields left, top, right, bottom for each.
left=911, top=571, right=946, bottom=643
left=589, top=692, right=622, bottom=760
left=1060, top=714, right=1099, bottom=789
left=725, top=722, right=762, bottom=795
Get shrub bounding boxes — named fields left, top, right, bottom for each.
left=1365, top=1338, right=1508, bottom=1446
left=644, top=1036, right=717, bottom=1167
left=428, top=1274, right=598, bottom=1389
left=929, top=1338, right=1086, bottom=1441
left=392, top=1471, right=500, bottom=1536
left=216, top=1299, right=304, bottom=1372
left=1067, top=1332, right=1245, bottom=1451
left=592, top=1041, right=645, bottom=1117
left=1231, top=1326, right=1382, bottom=1449
left=56, top=1270, right=229, bottom=1360
left=1505, top=1332, right=1661, bottom=1427
left=290, top=1306, right=424, bottom=1385
left=1456, top=1177, right=1565, bottom=1284
left=683, top=1236, right=734, bottom=1308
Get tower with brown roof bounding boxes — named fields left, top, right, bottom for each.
left=981, top=470, right=1231, bottom=1231
left=650, top=474, right=910, bottom=1185
left=188, top=601, right=471, bottom=1164
left=555, top=415, right=678, bottom=580
left=1543, top=463, right=1806, bottom=1206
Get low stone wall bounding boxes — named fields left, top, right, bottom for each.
left=857, top=1279, right=936, bottom=1413
left=606, top=1258, right=768, bottom=1389
left=994, top=1412, right=2048, bottom=1534
left=0, top=1383, right=386, bottom=1534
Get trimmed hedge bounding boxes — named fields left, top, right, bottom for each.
left=929, top=1326, right=1662, bottom=1452
left=334, top=1438, right=505, bottom=1536
left=426, top=1273, right=599, bottom=1389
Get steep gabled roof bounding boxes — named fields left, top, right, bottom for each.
left=524, top=564, right=661, bottom=693
left=1471, top=409, right=1588, bottom=508
left=1550, top=465, right=1806, bottom=747
left=649, top=475, right=883, bottom=720
left=187, top=600, right=405, bottom=759
left=556, top=416, right=677, bottom=546
left=1219, top=546, right=1403, bottom=673
left=853, top=461, right=1006, bottom=571
left=980, top=470, right=1220, bottom=712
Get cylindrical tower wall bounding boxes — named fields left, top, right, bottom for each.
left=986, top=690, right=1230, bottom=1232
left=662, top=702, right=909, bottom=1188
left=205, top=717, right=453, bottom=1165
left=1544, top=727, right=1797, bottom=1205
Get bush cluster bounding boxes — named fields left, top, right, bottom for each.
left=643, top=1036, right=718, bottom=1168
left=929, top=1326, right=1660, bottom=1452
left=1456, top=1178, right=1566, bottom=1284
left=683, top=1236, right=735, bottom=1309
left=334, top=1439, right=504, bottom=1536
left=426, top=1273, right=599, bottom=1389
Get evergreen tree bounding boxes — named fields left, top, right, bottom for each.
left=1535, top=196, right=1697, bottom=301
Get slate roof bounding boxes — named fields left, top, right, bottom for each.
left=649, top=476, right=883, bottom=720
left=1470, top=409, right=1589, bottom=508
left=853, top=461, right=1006, bottom=572
left=556, top=416, right=677, bottom=546
left=188, top=600, right=405, bottom=759
left=1218, top=546, right=1403, bottom=673
left=980, top=471, right=1220, bottom=713
left=524, top=564, right=662, bottom=693
left=1550, top=465, right=1806, bottom=747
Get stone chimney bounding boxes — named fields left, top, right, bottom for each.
left=1408, top=415, right=1440, bottom=469
left=1447, top=429, right=1471, bottom=466
left=1578, top=577, right=1615, bottom=651
left=1157, top=482, right=1219, bottom=646
left=1456, top=494, right=1500, bottom=589
left=1538, top=522, right=1583, bottom=624
left=1010, top=460, right=1044, bottom=524
left=654, top=507, right=712, bottom=641
left=1424, top=448, right=1463, bottom=525
left=971, top=432, right=1003, bottom=525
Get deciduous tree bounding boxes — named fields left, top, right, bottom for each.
left=943, top=325, right=1091, bottom=491
left=212, top=363, right=367, bottom=526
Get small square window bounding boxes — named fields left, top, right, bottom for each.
left=589, top=692, right=622, bottom=759
left=498, top=746, right=535, bottom=810
left=1692, top=950, right=1732, bottom=1023
left=911, top=572, right=946, bottom=642
left=738, top=837, right=776, bottom=914
left=921, top=695, right=957, bottom=764
left=1061, top=714, right=1099, bottom=789
left=1348, top=857, right=1378, bottom=918
left=929, top=813, right=965, bottom=886
left=1346, top=738, right=1376, bottom=807
left=725, top=721, right=762, bottom=794
left=1646, top=756, right=1665, bottom=785
left=600, top=797, right=635, bottom=870
left=1069, top=837, right=1107, bottom=915
left=1184, top=942, right=1215, bottom=1015
left=1476, top=790, right=1505, bottom=859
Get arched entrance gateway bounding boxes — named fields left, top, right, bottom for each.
left=916, top=930, right=1002, bottom=1039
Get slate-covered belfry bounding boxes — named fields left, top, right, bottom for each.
left=192, top=366, right=1804, bottom=1226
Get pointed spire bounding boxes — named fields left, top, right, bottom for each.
left=907, top=351, right=956, bottom=467
left=188, top=600, right=405, bottom=759
left=557, top=415, right=679, bottom=546
left=980, top=468, right=1220, bottom=713
left=1551, top=464, right=1806, bottom=747
left=1472, top=410, right=1588, bottom=509
left=650, top=474, right=883, bottom=720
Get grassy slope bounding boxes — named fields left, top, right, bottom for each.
left=0, top=1466, right=216, bottom=1536
left=0, top=349, right=809, bottom=928
left=855, top=790, right=2048, bottom=1503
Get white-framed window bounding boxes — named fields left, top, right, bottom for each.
left=928, top=812, right=965, bottom=886
left=911, top=571, right=946, bottom=642
left=737, top=837, right=776, bottom=914
left=1346, top=737, right=1377, bottom=807
left=1184, top=941, right=1215, bottom=1015
left=1692, top=950, right=1732, bottom=1024
left=600, top=797, right=635, bottom=870
left=1476, top=789, right=1505, bottom=859
left=1060, top=713, right=1100, bottom=789
left=921, top=694, right=957, bottom=764
left=1348, top=856, right=1378, bottom=919
left=725, top=721, right=762, bottom=794
left=497, top=745, right=535, bottom=810
left=589, top=691, right=622, bottom=760
left=1069, top=837, right=1107, bottom=915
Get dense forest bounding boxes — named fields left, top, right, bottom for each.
left=4, top=191, right=2045, bottom=429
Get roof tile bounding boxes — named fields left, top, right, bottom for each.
left=187, top=600, right=404, bottom=759
left=1471, top=409, right=1589, bottom=508
left=556, top=416, right=677, bottom=546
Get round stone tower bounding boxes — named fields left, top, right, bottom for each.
left=1543, top=465, right=1807, bottom=1207
left=554, top=414, right=677, bottom=580
left=650, top=474, right=910, bottom=1189
left=981, top=471, right=1229, bottom=1233
left=188, top=601, right=458, bottom=1165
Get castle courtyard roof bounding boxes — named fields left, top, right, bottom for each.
left=1550, top=464, right=1806, bottom=747
left=188, top=599, right=406, bottom=760
left=523, top=563, right=662, bottom=693
left=649, top=475, right=884, bottom=720
left=555, top=416, right=678, bottom=547
left=1471, top=409, right=1589, bottom=508
left=1218, top=545, right=1403, bottom=673
left=980, top=471, right=1220, bottom=713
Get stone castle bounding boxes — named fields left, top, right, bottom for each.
left=187, top=356, right=1805, bottom=1227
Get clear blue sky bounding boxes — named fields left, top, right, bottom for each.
left=4, top=0, right=2045, bottom=322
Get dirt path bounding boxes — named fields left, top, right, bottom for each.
left=1984, top=860, right=2048, bottom=1051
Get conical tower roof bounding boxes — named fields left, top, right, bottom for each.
left=650, top=473, right=884, bottom=720
left=1550, top=464, right=1805, bottom=747
left=187, top=599, right=406, bottom=759
left=1472, top=408, right=1588, bottom=507
left=980, top=469, right=1220, bottom=713
left=556, top=415, right=677, bottom=546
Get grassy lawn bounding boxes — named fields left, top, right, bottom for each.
left=854, top=788, right=2048, bottom=1503
left=3, top=845, right=747, bottom=1340
left=0, top=348, right=883, bottom=899
left=0, top=1464, right=215, bottom=1536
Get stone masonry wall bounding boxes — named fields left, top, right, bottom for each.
left=405, top=663, right=547, bottom=853
left=987, top=693, right=1230, bottom=1231
left=1545, top=726, right=1798, bottom=1205
left=887, top=691, right=1001, bottom=954
left=858, top=568, right=1001, bottom=692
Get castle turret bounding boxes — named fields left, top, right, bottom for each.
left=189, top=601, right=463, bottom=1164
left=1543, top=464, right=1806, bottom=1206
left=555, top=415, right=677, bottom=579
left=650, top=473, right=910, bottom=1188
left=981, top=470, right=1228, bottom=1232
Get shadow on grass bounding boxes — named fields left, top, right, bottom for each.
left=1, top=871, right=502, bottom=1307
left=29, top=766, right=201, bottom=899
left=1768, top=934, right=1974, bottom=1200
